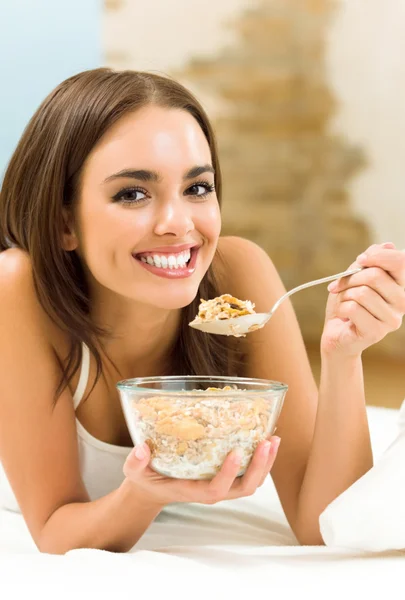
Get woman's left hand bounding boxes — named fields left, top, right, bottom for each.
left=321, top=243, right=405, bottom=357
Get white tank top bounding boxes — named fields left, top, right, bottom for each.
left=0, top=342, right=131, bottom=512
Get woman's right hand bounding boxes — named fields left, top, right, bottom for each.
left=123, top=437, right=280, bottom=507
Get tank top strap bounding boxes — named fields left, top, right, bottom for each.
left=72, top=342, right=90, bottom=410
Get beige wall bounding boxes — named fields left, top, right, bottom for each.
left=327, top=0, right=405, bottom=249
left=104, top=0, right=247, bottom=71
left=104, top=0, right=405, bottom=248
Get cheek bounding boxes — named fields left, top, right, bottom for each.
left=196, top=201, right=221, bottom=240
left=81, top=202, right=152, bottom=250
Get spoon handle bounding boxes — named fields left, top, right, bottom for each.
left=268, top=266, right=363, bottom=319
left=268, top=248, right=405, bottom=320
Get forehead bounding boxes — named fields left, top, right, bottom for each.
left=85, top=105, right=212, bottom=179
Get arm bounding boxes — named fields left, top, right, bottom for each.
left=216, top=238, right=405, bottom=545
left=297, top=243, right=405, bottom=542
left=0, top=250, right=160, bottom=554
left=294, top=353, right=371, bottom=544
left=38, top=481, right=161, bottom=554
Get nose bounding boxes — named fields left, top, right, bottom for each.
left=153, top=197, right=195, bottom=238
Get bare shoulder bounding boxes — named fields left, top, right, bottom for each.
left=0, top=247, right=41, bottom=313
left=0, top=248, right=66, bottom=349
left=216, top=235, right=274, bottom=268
left=0, top=249, right=56, bottom=383
left=214, top=236, right=285, bottom=312
left=0, top=247, right=34, bottom=288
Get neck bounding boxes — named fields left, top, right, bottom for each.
left=90, top=294, right=181, bottom=380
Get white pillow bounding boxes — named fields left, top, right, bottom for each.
left=319, top=399, right=405, bottom=551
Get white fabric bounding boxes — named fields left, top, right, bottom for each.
left=320, top=399, right=405, bottom=552
left=0, top=405, right=402, bottom=600
left=1, top=342, right=403, bottom=598
left=72, top=342, right=91, bottom=409
left=0, top=544, right=402, bottom=600
left=66, top=341, right=131, bottom=501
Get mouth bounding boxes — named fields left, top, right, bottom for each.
left=132, top=244, right=200, bottom=279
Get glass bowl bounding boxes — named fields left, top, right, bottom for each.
left=117, top=376, right=288, bottom=480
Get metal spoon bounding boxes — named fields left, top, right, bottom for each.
left=189, top=265, right=364, bottom=336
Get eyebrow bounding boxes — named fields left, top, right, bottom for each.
left=103, top=164, right=215, bottom=184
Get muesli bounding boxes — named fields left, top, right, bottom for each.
left=131, top=387, right=273, bottom=479
left=191, top=294, right=256, bottom=324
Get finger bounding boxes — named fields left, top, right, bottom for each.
left=336, top=300, right=387, bottom=339
left=203, top=448, right=244, bottom=503
left=356, top=246, right=405, bottom=287
left=327, top=243, right=401, bottom=293
left=337, top=287, right=403, bottom=329
left=228, top=440, right=272, bottom=499
left=258, top=436, right=281, bottom=487
left=350, top=243, right=391, bottom=271
left=328, top=267, right=399, bottom=304
left=123, top=443, right=151, bottom=479
left=327, top=263, right=365, bottom=294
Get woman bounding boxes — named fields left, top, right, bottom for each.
left=0, top=68, right=404, bottom=554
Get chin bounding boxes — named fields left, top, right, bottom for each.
left=145, top=282, right=201, bottom=311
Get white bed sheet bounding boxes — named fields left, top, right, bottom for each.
left=0, top=405, right=403, bottom=599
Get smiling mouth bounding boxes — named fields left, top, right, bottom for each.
left=135, top=248, right=192, bottom=269
left=132, top=246, right=199, bottom=278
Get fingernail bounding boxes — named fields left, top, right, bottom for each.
left=231, top=448, right=244, bottom=464
left=261, top=440, right=271, bottom=455
left=382, top=242, right=395, bottom=248
left=272, top=437, right=281, bottom=451
left=327, top=281, right=338, bottom=292
left=134, top=445, right=146, bottom=460
left=356, top=253, right=368, bottom=263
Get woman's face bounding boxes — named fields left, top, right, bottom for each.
left=73, top=105, right=221, bottom=310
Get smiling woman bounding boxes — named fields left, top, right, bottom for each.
left=0, top=70, right=230, bottom=389
left=105, top=164, right=216, bottom=279
left=0, top=67, right=405, bottom=555
left=71, top=104, right=222, bottom=316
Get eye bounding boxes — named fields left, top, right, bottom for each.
left=186, top=181, right=215, bottom=200
left=112, top=187, right=148, bottom=205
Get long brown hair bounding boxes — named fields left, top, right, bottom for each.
left=0, top=68, right=235, bottom=401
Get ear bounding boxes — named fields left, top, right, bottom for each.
left=61, top=208, right=79, bottom=251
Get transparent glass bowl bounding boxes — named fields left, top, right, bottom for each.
left=117, top=376, right=288, bottom=480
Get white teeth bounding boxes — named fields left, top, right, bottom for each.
left=139, top=249, right=193, bottom=269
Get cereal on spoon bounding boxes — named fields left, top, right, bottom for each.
left=189, top=294, right=258, bottom=337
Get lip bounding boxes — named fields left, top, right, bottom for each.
left=134, top=243, right=199, bottom=257
left=133, top=246, right=199, bottom=279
